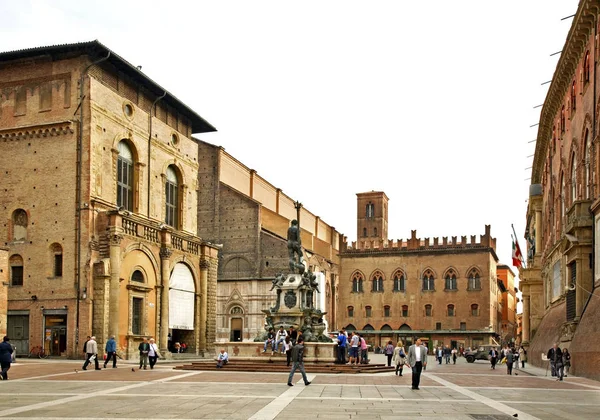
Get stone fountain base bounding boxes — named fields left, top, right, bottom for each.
left=213, top=341, right=336, bottom=362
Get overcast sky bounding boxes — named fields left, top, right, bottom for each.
left=0, top=0, right=580, bottom=285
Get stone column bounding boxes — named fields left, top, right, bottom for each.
left=108, top=233, right=123, bottom=339
left=522, top=295, right=530, bottom=344
left=198, top=259, right=209, bottom=351
left=159, top=247, right=172, bottom=353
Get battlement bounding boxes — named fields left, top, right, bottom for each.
left=344, top=225, right=495, bottom=253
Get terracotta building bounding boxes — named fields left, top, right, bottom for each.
left=0, top=41, right=220, bottom=358
left=196, top=141, right=344, bottom=342
left=338, top=192, right=501, bottom=351
left=496, top=265, right=517, bottom=345
left=0, top=248, right=7, bottom=336
left=522, top=0, right=600, bottom=380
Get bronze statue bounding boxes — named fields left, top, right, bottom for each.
left=287, top=219, right=304, bottom=273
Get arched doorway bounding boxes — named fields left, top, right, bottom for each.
left=169, top=263, right=195, bottom=352
left=398, top=323, right=413, bottom=348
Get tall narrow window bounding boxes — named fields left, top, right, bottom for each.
left=471, top=304, right=479, bottom=316
left=468, top=270, right=481, bottom=290
left=447, top=304, right=455, bottom=317
left=444, top=270, right=457, bottom=290
left=365, top=306, right=372, bottom=317
left=366, top=203, right=374, bottom=218
left=132, top=297, right=143, bottom=335
left=384, top=305, right=390, bottom=317
left=117, top=141, right=134, bottom=211
left=393, top=271, right=405, bottom=292
left=422, top=270, right=435, bottom=291
left=352, top=273, right=364, bottom=293
left=585, top=129, right=591, bottom=199
left=348, top=306, right=354, bottom=317
left=363, top=227, right=367, bottom=237
left=584, top=51, right=591, bottom=83
left=373, top=227, right=377, bottom=237
left=12, top=209, right=28, bottom=241
left=571, top=152, right=577, bottom=204
left=50, top=243, right=63, bottom=277
left=425, top=304, right=432, bottom=317
left=10, top=255, right=24, bottom=286
left=571, top=80, right=576, bottom=111
left=402, top=305, right=409, bottom=317
left=371, top=271, right=384, bottom=292
left=561, top=106, right=566, bottom=133
left=165, top=165, right=179, bottom=228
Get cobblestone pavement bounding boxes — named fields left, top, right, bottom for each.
left=0, top=355, right=598, bottom=419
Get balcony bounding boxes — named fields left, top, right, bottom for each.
left=565, top=200, right=593, bottom=235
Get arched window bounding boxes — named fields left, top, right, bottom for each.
left=10, top=255, right=24, bottom=286
left=402, top=305, right=409, bottom=317
left=571, top=152, right=577, bottom=204
left=584, top=51, right=591, bottom=83
left=471, top=304, right=479, bottom=316
left=422, top=269, right=435, bottom=291
left=571, top=80, right=576, bottom=111
left=584, top=129, right=591, bottom=199
left=561, top=105, right=566, bottom=133
left=371, top=271, right=384, bottom=292
left=131, top=270, right=145, bottom=283
left=424, top=304, right=432, bottom=317
left=365, top=306, right=372, bottom=317
left=12, top=209, right=28, bottom=241
left=366, top=203, right=374, bottom=218
left=561, top=172, right=565, bottom=221
left=468, top=269, right=481, bottom=290
left=384, top=305, right=390, bottom=317
left=393, top=270, right=405, bottom=292
left=447, top=304, right=455, bottom=317
left=117, top=140, right=134, bottom=211
left=347, top=306, right=354, bottom=317
left=444, top=269, right=457, bottom=290
left=352, top=272, right=364, bottom=293
left=50, top=243, right=63, bottom=277
left=165, top=165, right=179, bottom=228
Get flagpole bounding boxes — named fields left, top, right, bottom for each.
left=511, top=224, right=526, bottom=268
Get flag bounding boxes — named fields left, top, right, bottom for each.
left=512, top=238, right=523, bottom=269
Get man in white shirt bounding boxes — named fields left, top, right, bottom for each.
left=275, top=326, right=288, bottom=353
left=216, top=349, right=228, bottom=368
left=407, top=338, right=428, bottom=390
left=82, top=336, right=100, bottom=371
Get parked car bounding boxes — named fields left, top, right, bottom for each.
left=464, top=345, right=496, bottom=363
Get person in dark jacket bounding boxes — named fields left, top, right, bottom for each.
left=263, top=328, right=276, bottom=353
left=287, top=337, right=311, bottom=386
left=104, top=335, right=117, bottom=368
left=505, top=349, right=514, bottom=375
left=0, top=336, right=14, bottom=380
left=547, top=343, right=564, bottom=380
left=489, top=347, right=498, bottom=370
left=138, top=338, right=150, bottom=369
left=82, top=336, right=90, bottom=358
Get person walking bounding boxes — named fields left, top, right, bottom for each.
left=444, top=346, right=451, bottom=364
left=408, top=338, right=428, bottom=390
left=336, top=330, right=347, bottom=364
left=359, top=334, right=369, bottom=364
left=0, top=336, right=14, bottom=380
left=82, top=335, right=90, bottom=359
left=505, top=349, right=514, bottom=375
left=489, top=347, right=498, bottom=370
left=82, top=336, right=100, bottom=370
left=392, top=341, right=406, bottom=376
left=148, top=338, right=161, bottom=369
left=451, top=347, right=458, bottom=364
left=287, top=337, right=311, bottom=386
left=547, top=343, right=564, bottom=381
left=563, top=348, right=571, bottom=377
left=138, top=337, right=150, bottom=370
left=384, top=340, right=394, bottom=367
left=519, top=346, right=527, bottom=368
left=104, top=335, right=117, bottom=368
left=436, top=346, right=443, bottom=364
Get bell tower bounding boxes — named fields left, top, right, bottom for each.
left=356, top=191, right=388, bottom=241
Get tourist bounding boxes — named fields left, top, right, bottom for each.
left=408, top=338, right=428, bottom=390
left=82, top=336, right=100, bottom=371
left=392, top=341, right=406, bottom=376
left=284, top=336, right=293, bottom=366
left=547, top=343, right=564, bottom=381
left=513, top=346, right=519, bottom=368
left=336, top=330, right=347, bottom=364
left=348, top=331, right=360, bottom=365
left=148, top=338, right=161, bottom=369
left=104, top=335, right=117, bottom=368
left=287, top=337, right=310, bottom=386
left=563, top=348, right=571, bottom=377
left=384, top=340, right=394, bottom=367
left=519, top=346, right=527, bottom=368
left=138, top=337, right=150, bottom=370
left=275, top=326, right=288, bottom=353
left=216, top=348, right=228, bottom=368
left=444, top=345, right=451, bottom=364
left=82, top=335, right=90, bottom=358
left=288, top=326, right=298, bottom=345
left=451, top=347, right=458, bottom=364
left=489, top=347, right=498, bottom=370
left=437, top=346, right=443, bottom=364
left=505, top=348, right=514, bottom=375
left=359, top=334, right=369, bottom=364
left=263, top=328, right=276, bottom=353
left=0, top=336, right=14, bottom=380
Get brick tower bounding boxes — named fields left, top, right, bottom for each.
left=356, top=191, right=388, bottom=241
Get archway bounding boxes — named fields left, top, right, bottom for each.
left=169, top=263, right=195, bottom=352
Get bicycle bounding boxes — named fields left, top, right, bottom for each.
left=28, top=346, right=49, bottom=358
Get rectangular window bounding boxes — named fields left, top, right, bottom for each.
left=435, top=322, right=441, bottom=330
left=165, top=181, right=178, bottom=228
left=117, top=157, right=134, bottom=211
left=425, top=306, right=432, bottom=317
left=132, top=297, right=143, bottom=335
left=460, top=322, right=466, bottom=331
left=54, top=254, right=63, bottom=277
left=402, top=306, right=408, bottom=317
left=11, top=266, right=23, bottom=286
left=384, top=306, right=390, bottom=317
left=365, top=306, right=372, bottom=317
left=348, top=307, right=354, bottom=317
left=552, top=260, right=562, bottom=300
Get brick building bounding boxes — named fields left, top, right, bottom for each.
left=0, top=247, right=7, bottom=336
left=0, top=41, right=220, bottom=358
left=196, top=142, right=344, bottom=342
left=496, top=264, right=517, bottom=345
left=522, top=0, right=600, bottom=380
left=338, top=192, right=501, bottom=351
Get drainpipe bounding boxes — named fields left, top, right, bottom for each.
left=75, top=51, right=110, bottom=354
left=148, top=92, right=167, bottom=218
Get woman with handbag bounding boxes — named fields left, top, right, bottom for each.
left=392, top=341, right=406, bottom=376
left=148, top=338, right=161, bottom=370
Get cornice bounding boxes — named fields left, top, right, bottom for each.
left=532, top=0, right=600, bottom=184
left=0, top=120, right=74, bottom=141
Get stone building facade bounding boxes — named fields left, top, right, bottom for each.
left=0, top=41, right=219, bottom=358
left=522, top=0, right=600, bottom=380
left=339, top=192, right=501, bottom=351
left=196, top=141, right=344, bottom=342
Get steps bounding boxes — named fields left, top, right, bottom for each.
left=175, top=359, right=395, bottom=374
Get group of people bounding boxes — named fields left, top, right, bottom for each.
left=263, top=326, right=298, bottom=356
left=82, top=335, right=161, bottom=371
left=435, top=346, right=458, bottom=364
left=547, top=343, right=571, bottom=381
left=488, top=345, right=527, bottom=375
left=335, top=328, right=370, bottom=365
